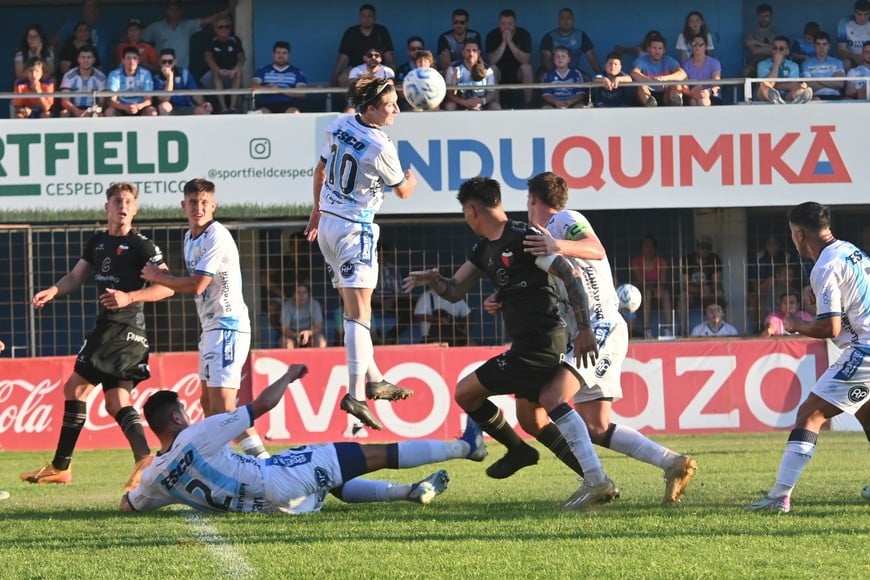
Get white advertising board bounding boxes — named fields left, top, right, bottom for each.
left=0, top=104, right=861, bottom=214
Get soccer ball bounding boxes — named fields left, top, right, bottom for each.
left=402, top=67, right=447, bottom=111
left=616, top=283, right=642, bottom=313
left=862, top=485, right=870, bottom=500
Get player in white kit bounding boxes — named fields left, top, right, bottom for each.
left=121, top=364, right=487, bottom=514
left=305, top=73, right=418, bottom=433
left=141, top=178, right=268, bottom=459
left=512, top=172, right=697, bottom=505
left=748, top=202, right=870, bottom=513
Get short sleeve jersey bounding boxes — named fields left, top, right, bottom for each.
left=60, top=67, right=107, bottom=108
left=838, top=16, right=870, bottom=55
left=691, top=322, right=739, bottom=337
left=468, top=221, right=564, bottom=346
left=207, top=35, right=244, bottom=70
left=802, top=56, right=845, bottom=96
left=153, top=67, right=199, bottom=107
left=633, top=54, right=682, bottom=91
left=445, top=61, right=495, bottom=99
left=546, top=210, right=622, bottom=330
left=485, top=27, right=533, bottom=82
left=81, top=229, right=165, bottom=329
left=106, top=65, right=154, bottom=104
left=253, top=64, right=307, bottom=105
left=540, top=28, right=594, bottom=69
left=317, top=114, right=405, bottom=223
left=127, top=406, right=272, bottom=513
left=437, top=29, right=482, bottom=64
left=339, top=24, right=394, bottom=67
left=281, top=298, right=324, bottom=332
left=542, top=67, right=587, bottom=101
left=811, top=239, right=870, bottom=348
left=183, top=221, right=251, bottom=332
left=757, top=58, right=800, bottom=79
left=847, top=64, right=870, bottom=89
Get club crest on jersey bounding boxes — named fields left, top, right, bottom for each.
left=501, top=250, right=513, bottom=267
left=117, top=244, right=129, bottom=256
left=340, top=262, right=355, bottom=278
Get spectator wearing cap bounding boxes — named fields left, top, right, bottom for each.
left=104, top=45, right=157, bottom=116
left=252, top=40, right=308, bottom=114
left=201, top=14, right=244, bottom=113
left=116, top=18, right=158, bottom=71
left=153, top=48, right=211, bottom=115
left=143, top=0, right=238, bottom=70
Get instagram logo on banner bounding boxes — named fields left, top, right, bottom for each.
left=249, top=138, right=271, bottom=159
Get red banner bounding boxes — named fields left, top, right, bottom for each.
left=0, top=338, right=828, bottom=451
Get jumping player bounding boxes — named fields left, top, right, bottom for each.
left=305, top=73, right=418, bottom=433
left=21, top=182, right=174, bottom=490
left=121, top=364, right=486, bottom=514
left=747, top=201, right=870, bottom=512
left=141, top=178, right=269, bottom=459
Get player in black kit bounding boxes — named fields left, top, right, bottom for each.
left=21, top=182, right=174, bottom=490
left=403, top=177, right=619, bottom=509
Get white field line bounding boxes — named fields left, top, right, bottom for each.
left=183, top=511, right=255, bottom=580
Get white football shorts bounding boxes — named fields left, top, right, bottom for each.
left=318, top=212, right=380, bottom=289
left=812, top=345, right=870, bottom=415
left=569, top=321, right=628, bottom=404
left=198, top=328, right=251, bottom=389
left=264, top=443, right=342, bottom=514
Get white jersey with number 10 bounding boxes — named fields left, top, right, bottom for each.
left=317, top=114, right=405, bottom=224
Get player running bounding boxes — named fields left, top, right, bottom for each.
left=305, top=73, right=418, bottom=434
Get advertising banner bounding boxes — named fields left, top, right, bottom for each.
left=0, top=105, right=862, bottom=214
left=0, top=339, right=831, bottom=451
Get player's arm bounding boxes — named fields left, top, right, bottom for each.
left=538, top=253, right=597, bottom=366
left=523, top=224, right=606, bottom=260
left=33, top=259, right=92, bottom=308
left=249, top=364, right=309, bottom=419
left=391, top=170, right=417, bottom=199
left=141, top=264, right=211, bottom=295
left=305, top=158, right=327, bottom=242
left=786, top=312, right=839, bottom=339
left=403, top=261, right=482, bottom=303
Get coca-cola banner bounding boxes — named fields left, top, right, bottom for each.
left=0, top=339, right=828, bottom=451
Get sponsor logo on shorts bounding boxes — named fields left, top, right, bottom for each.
left=834, top=350, right=864, bottom=380
left=314, top=466, right=330, bottom=487
left=125, top=331, right=149, bottom=346
left=595, top=356, right=612, bottom=378
left=267, top=451, right=314, bottom=468
left=340, top=262, right=355, bottom=278
left=848, top=384, right=869, bottom=404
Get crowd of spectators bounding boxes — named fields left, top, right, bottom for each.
left=10, top=1, right=870, bottom=118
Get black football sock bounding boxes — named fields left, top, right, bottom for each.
left=536, top=422, right=584, bottom=477
left=468, top=400, right=525, bottom=450
left=52, top=400, right=87, bottom=470
left=115, top=405, right=151, bottom=462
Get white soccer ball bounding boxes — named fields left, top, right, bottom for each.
left=402, top=67, right=447, bottom=111
left=862, top=485, right=870, bottom=500
left=616, top=283, right=642, bottom=313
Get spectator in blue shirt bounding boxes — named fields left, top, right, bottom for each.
left=252, top=41, right=308, bottom=114
left=105, top=45, right=157, bottom=116
left=154, top=49, right=212, bottom=115
left=541, top=46, right=588, bottom=109
left=757, top=35, right=813, bottom=104
left=802, top=31, right=846, bottom=100
left=629, top=30, right=686, bottom=106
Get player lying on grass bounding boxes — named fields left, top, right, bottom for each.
left=121, top=364, right=486, bottom=514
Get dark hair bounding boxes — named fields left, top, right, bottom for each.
left=605, top=52, right=622, bottom=62
left=106, top=181, right=139, bottom=201
left=682, top=11, right=709, bottom=46
left=457, top=177, right=501, bottom=208
left=803, top=21, right=820, bottom=35
left=499, top=9, right=516, bottom=19
left=643, top=30, right=666, bottom=50
left=406, top=35, right=424, bottom=48
left=864, top=40, right=870, bottom=47
left=780, top=290, right=801, bottom=303
left=18, top=24, right=52, bottom=61
left=559, top=7, right=574, bottom=17
left=857, top=0, right=870, bottom=12
left=360, top=3, right=376, bottom=14
left=76, top=44, right=97, bottom=58
left=353, top=73, right=395, bottom=110
left=143, top=390, right=182, bottom=434
left=688, top=32, right=707, bottom=45
left=788, top=202, right=831, bottom=231
left=757, top=3, right=773, bottom=15
left=452, top=8, right=469, bottom=20
left=773, top=35, right=790, bottom=46
left=24, top=56, right=44, bottom=69
left=184, top=178, right=216, bottom=196
left=813, top=31, right=831, bottom=43
left=274, top=40, right=291, bottom=52
left=527, top=171, right=568, bottom=211
left=160, top=48, right=176, bottom=58
left=122, top=45, right=140, bottom=58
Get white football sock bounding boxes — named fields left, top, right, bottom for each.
left=367, top=360, right=384, bottom=384
left=344, top=318, right=373, bottom=400
left=552, top=408, right=605, bottom=485
left=771, top=440, right=816, bottom=497
left=607, top=424, right=678, bottom=469
left=397, top=440, right=464, bottom=467
left=339, top=478, right=410, bottom=502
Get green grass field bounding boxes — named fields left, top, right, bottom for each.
left=1, top=432, right=867, bottom=579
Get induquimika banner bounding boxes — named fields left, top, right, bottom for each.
left=0, top=105, right=861, bottom=214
